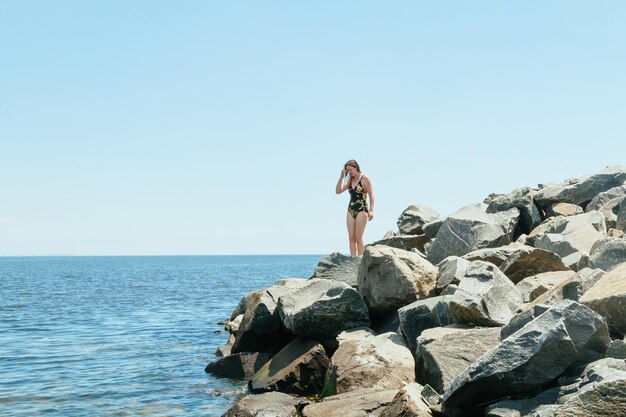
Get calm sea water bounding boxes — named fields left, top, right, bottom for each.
left=0, top=255, right=322, bottom=417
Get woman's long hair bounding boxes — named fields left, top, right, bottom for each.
left=344, top=160, right=361, bottom=180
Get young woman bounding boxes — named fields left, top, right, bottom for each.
left=335, top=160, right=375, bottom=256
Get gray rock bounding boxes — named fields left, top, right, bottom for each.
left=368, top=234, right=431, bottom=254
left=562, top=268, right=605, bottom=301
left=606, top=339, right=626, bottom=359
left=215, top=333, right=235, bottom=357
left=527, top=211, right=607, bottom=270
left=379, top=382, right=434, bottom=417
left=449, top=261, right=523, bottom=326
left=554, top=358, right=626, bottom=416
left=617, top=197, right=626, bottom=231
left=301, top=387, right=398, bottom=417
left=534, top=166, right=626, bottom=209
left=357, top=245, right=437, bottom=316
left=310, top=252, right=361, bottom=287
left=222, top=391, right=298, bottom=417
left=397, top=296, right=455, bottom=353
left=435, top=256, right=472, bottom=294
left=499, top=246, right=570, bottom=284
left=383, top=230, right=397, bottom=239
left=588, top=237, right=626, bottom=272
left=485, top=186, right=543, bottom=235
left=500, top=304, right=550, bottom=340
left=205, top=352, right=272, bottom=380
left=423, top=219, right=445, bottom=239
left=515, top=271, right=575, bottom=303
left=249, top=338, right=330, bottom=396
left=585, top=185, right=626, bottom=212
left=546, top=202, right=583, bottom=217
left=461, top=243, right=527, bottom=267
left=415, top=326, right=501, bottom=394
left=485, top=387, right=563, bottom=417
left=597, top=196, right=624, bottom=230
left=332, top=328, right=415, bottom=393
left=397, top=205, right=440, bottom=236
left=277, top=278, right=370, bottom=342
left=442, top=300, right=611, bottom=417
left=580, top=262, right=626, bottom=335
left=426, top=203, right=520, bottom=264
left=233, top=280, right=307, bottom=353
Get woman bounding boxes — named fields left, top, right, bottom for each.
left=335, top=160, right=375, bottom=256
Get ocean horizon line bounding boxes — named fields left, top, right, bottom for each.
left=0, top=253, right=328, bottom=258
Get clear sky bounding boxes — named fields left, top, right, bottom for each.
left=1, top=1, right=625, bottom=256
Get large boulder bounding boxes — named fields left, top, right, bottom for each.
left=526, top=211, right=607, bottom=270
left=534, top=166, right=626, bottom=209
left=585, top=185, right=626, bottom=212
left=397, top=205, right=440, bottom=235
left=426, top=203, right=520, bottom=264
left=221, top=391, right=298, bottom=417
left=515, top=271, right=576, bottom=303
left=588, top=237, right=626, bottom=272
left=397, top=296, right=455, bottom=353
left=301, top=387, right=398, bottom=417
left=357, top=245, right=437, bottom=316
left=596, top=196, right=624, bottom=230
left=205, top=352, right=272, bottom=380
left=310, top=252, right=361, bottom=287
left=580, top=262, right=626, bottom=335
left=249, top=338, right=330, bottom=396
left=277, top=278, right=369, bottom=342
left=415, top=326, right=501, bottom=394
left=617, top=197, right=626, bottom=231
left=435, top=256, right=471, bottom=294
left=232, top=279, right=308, bottom=353
left=442, top=300, right=611, bottom=417
left=379, top=382, right=434, bottom=417
left=423, top=219, right=445, bottom=239
left=485, top=186, right=543, bottom=235
left=498, top=245, right=570, bottom=283
left=332, top=328, right=415, bottom=393
left=545, top=202, right=583, bottom=217
left=449, top=261, right=523, bottom=326
left=368, top=234, right=431, bottom=254
left=460, top=243, right=526, bottom=267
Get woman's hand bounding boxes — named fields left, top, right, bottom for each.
left=368, top=210, right=374, bottom=221
left=340, top=169, right=347, bottom=178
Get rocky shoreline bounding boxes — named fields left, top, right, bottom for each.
left=206, top=166, right=626, bottom=417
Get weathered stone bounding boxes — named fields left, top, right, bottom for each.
left=485, top=186, right=543, bottom=235
left=332, top=328, right=414, bottom=393
left=397, top=205, right=440, bottom=236
left=580, top=262, right=626, bottom=335
left=310, top=252, right=361, bottom=287
left=397, top=296, right=455, bottom=353
left=617, top=197, right=626, bottom=231
left=534, top=166, right=626, bottom=209
left=515, top=271, right=575, bottom=303
left=379, top=382, right=433, bottom=417
left=546, top=202, right=583, bottom=217
left=368, top=234, right=431, bottom=254
left=415, top=326, right=501, bottom=394
left=205, top=352, right=272, bottom=380
left=554, top=358, right=626, bottom=416
left=301, top=387, right=398, bottom=417
left=561, top=268, right=605, bottom=302
left=500, top=303, right=550, bottom=340
left=422, top=219, right=444, bottom=239
left=215, top=333, right=235, bottom=357
left=435, top=256, right=471, bottom=294
left=461, top=243, right=526, bottom=267
left=249, top=338, right=330, bottom=396
left=449, top=261, right=522, bottom=326
left=499, top=246, right=569, bottom=284
left=597, top=196, right=624, bottom=230
left=232, top=280, right=307, bottom=353
left=527, top=211, right=607, bottom=270
left=608, top=228, right=625, bottom=238
left=585, top=185, right=626, bottom=212
left=606, top=339, right=626, bottom=359
left=442, top=300, right=610, bottom=417
left=277, top=278, right=369, bottom=342
left=357, top=245, right=437, bottom=316
left=426, top=203, right=520, bottom=264
left=222, top=391, right=298, bottom=417
left=588, top=237, right=626, bottom=272
left=383, top=230, right=397, bottom=239
left=485, top=387, right=562, bottom=417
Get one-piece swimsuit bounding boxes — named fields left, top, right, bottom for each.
left=348, top=175, right=369, bottom=219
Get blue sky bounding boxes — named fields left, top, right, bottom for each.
left=1, top=1, right=625, bottom=255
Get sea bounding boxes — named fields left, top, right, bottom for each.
left=0, top=255, right=323, bottom=417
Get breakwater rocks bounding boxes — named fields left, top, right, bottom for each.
left=207, top=166, right=626, bottom=417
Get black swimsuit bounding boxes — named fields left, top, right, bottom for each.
left=348, top=175, right=369, bottom=219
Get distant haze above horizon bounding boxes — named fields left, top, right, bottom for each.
left=2, top=1, right=625, bottom=256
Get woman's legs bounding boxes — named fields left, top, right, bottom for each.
left=354, top=211, right=368, bottom=255
left=346, top=211, right=357, bottom=256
